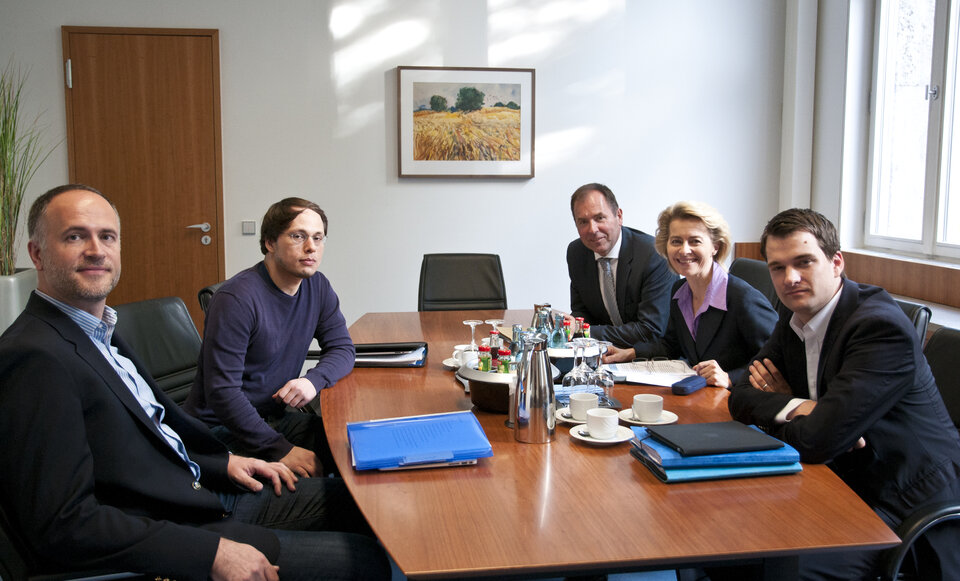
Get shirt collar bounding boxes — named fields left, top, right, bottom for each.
left=789, top=282, right=843, bottom=341
left=594, top=228, right=623, bottom=261
left=35, top=290, right=117, bottom=345
left=673, top=262, right=729, bottom=313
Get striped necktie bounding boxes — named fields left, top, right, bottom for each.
left=598, top=257, right=623, bottom=326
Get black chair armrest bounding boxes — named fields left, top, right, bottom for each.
left=879, top=500, right=960, bottom=580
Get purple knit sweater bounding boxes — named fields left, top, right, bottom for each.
left=184, top=262, right=355, bottom=459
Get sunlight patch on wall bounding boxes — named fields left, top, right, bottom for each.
left=333, top=19, right=430, bottom=89
left=488, top=0, right=621, bottom=63
left=536, top=126, right=596, bottom=170
left=335, top=101, right=383, bottom=139
left=329, top=1, right=384, bottom=40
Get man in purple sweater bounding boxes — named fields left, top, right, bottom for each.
left=185, top=198, right=355, bottom=478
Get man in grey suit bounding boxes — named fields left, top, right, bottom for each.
left=566, top=183, right=676, bottom=348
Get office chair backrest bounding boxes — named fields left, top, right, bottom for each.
left=924, top=326, right=960, bottom=433
left=114, top=297, right=201, bottom=405
left=418, top=253, right=507, bottom=311
left=197, top=281, right=224, bottom=314
left=728, top=257, right=781, bottom=311
left=894, top=298, right=933, bottom=343
left=880, top=324, right=960, bottom=580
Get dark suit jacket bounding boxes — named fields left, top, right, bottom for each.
left=634, top=273, right=777, bottom=385
left=567, top=226, right=677, bottom=347
left=0, top=294, right=279, bottom=580
left=728, top=279, right=960, bottom=521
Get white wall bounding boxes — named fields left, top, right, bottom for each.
left=0, top=0, right=784, bottom=326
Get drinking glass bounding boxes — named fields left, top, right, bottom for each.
left=484, top=318, right=505, bottom=335
left=462, top=319, right=483, bottom=352
left=561, top=340, right=586, bottom=389
left=594, top=341, right=615, bottom=397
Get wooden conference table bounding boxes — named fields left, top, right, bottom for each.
left=322, top=309, right=899, bottom=579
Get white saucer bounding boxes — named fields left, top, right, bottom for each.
left=618, top=408, right=678, bottom=426
left=569, top=424, right=634, bottom=445
left=442, top=357, right=460, bottom=371
left=555, top=407, right=587, bottom=425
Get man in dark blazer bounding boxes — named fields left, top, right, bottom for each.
left=0, top=185, right=389, bottom=581
left=728, top=208, right=960, bottom=580
left=566, top=183, right=676, bottom=347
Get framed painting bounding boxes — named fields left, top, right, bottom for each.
left=397, top=66, right=535, bottom=178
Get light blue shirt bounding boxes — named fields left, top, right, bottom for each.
left=35, top=291, right=202, bottom=480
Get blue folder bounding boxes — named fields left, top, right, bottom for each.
left=630, top=426, right=800, bottom=468
left=347, top=410, right=493, bottom=471
left=630, top=446, right=802, bottom=483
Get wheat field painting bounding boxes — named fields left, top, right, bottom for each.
left=411, top=81, right=521, bottom=161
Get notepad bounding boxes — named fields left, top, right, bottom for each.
left=645, top=421, right=784, bottom=456
left=606, top=359, right=697, bottom=387
left=347, top=410, right=493, bottom=470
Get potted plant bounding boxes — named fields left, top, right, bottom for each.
left=1, top=61, right=55, bottom=332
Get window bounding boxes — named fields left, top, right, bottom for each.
left=867, top=0, right=960, bottom=259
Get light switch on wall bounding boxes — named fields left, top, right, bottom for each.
left=241, top=220, right=256, bottom=235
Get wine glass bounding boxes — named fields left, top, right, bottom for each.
left=484, top=318, right=505, bottom=333
left=561, top=338, right=591, bottom=389
left=580, top=338, right=601, bottom=372
left=462, top=319, right=483, bottom=352
left=594, top=340, right=615, bottom=398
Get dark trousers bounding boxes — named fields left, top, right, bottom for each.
left=229, top=477, right=390, bottom=581
left=211, top=409, right=338, bottom=476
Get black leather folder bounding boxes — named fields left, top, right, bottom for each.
left=646, top=421, right=784, bottom=456
left=353, top=342, right=428, bottom=368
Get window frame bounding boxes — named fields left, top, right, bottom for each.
left=864, top=0, right=960, bottom=261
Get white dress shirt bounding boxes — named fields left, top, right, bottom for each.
left=774, top=283, right=843, bottom=423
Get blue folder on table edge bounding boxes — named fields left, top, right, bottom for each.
left=630, top=426, right=802, bottom=483
left=347, top=410, right=493, bottom=470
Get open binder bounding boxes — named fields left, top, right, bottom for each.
left=353, top=342, right=427, bottom=368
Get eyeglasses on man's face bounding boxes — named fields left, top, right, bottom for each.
left=285, top=231, right=326, bottom=245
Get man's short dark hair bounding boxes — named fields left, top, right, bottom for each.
left=28, top=184, right=117, bottom=244
left=570, top=183, right=619, bottom=217
left=260, top=197, right=327, bottom=255
left=760, top=208, right=841, bottom=260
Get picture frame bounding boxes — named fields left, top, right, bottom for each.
left=397, top=66, right=535, bottom=178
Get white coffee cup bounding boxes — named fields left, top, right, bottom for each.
left=568, top=392, right=598, bottom=421
left=585, top=407, right=619, bottom=439
left=453, top=344, right=476, bottom=367
left=633, top=393, right=663, bottom=422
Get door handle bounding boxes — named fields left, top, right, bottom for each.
left=186, top=222, right=211, bottom=233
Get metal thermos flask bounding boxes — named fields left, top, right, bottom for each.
left=513, top=333, right=555, bottom=443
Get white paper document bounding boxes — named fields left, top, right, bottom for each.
left=606, top=359, right=697, bottom=387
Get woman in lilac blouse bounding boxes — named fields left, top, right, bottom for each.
left=603, top=202, right=777, bottom=388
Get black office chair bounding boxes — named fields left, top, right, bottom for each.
left=879, top=326, right=960, bottom=580
left=894, top=299, right=932, bottom=343
left=197, top=281, right=224, bottom=314
left=418, top=253, right=507, bottom=311
left=728, top=257, right=781, bottom=311
left=114, top=297, right=201, bottom=405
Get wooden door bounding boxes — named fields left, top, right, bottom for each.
left=62, top=27, right=224, bottom=329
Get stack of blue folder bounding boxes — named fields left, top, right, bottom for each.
left=630, top=425, right=802, bottom=483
